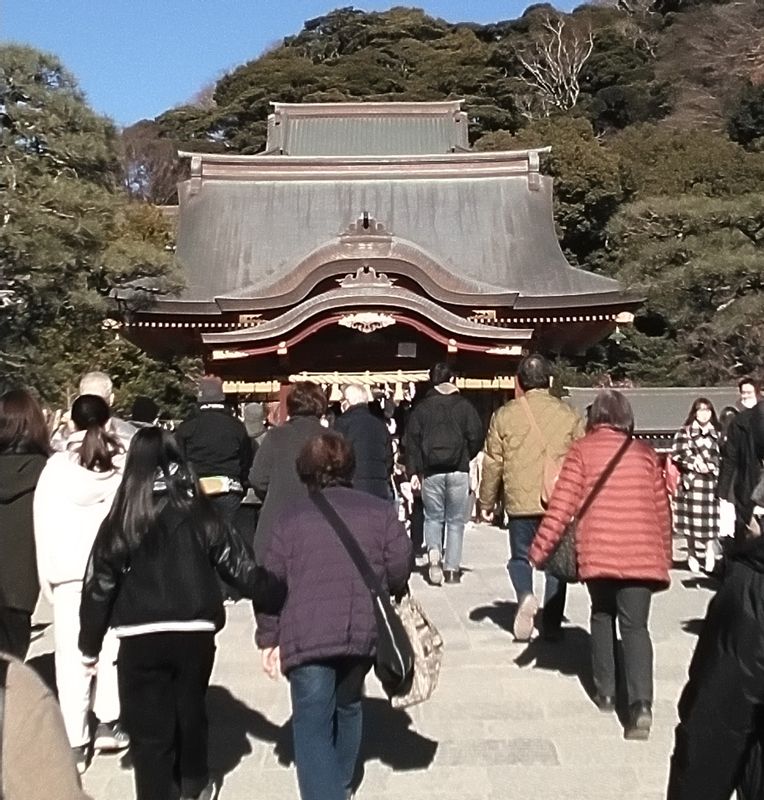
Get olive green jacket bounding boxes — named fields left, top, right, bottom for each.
left=479, top=389, right=585, bottom=517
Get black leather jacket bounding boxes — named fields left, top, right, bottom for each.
left=79, top=501, right=285, bottom=657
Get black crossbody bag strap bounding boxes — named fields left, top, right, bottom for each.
left=310, top=491, right=388, bottom=600
left=0, top=656, right=9, bottom=799
left=577, top=434, right=633, bottom=521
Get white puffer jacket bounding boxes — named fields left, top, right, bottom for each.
left=33, top=431, right=124, bottom=599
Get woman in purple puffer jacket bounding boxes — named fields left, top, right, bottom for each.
left=257, top=432, right=411, bottom=800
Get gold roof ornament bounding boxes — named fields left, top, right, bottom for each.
left=338, top=312, right=396, bottom=334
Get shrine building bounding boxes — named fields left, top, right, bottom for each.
left=122, top=100, right=639, bottom=397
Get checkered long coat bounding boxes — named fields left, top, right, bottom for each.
left=671, top=423, right=721, bottom=541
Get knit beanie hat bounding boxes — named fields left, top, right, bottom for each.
left=130, top=395, right=159, bottom=423
left=198, top=376, right=225, bottom=404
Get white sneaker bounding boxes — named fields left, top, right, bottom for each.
left=513, top=593, right=539, bottom=642
left=72, top=745, right=88, bottom=775
left=687, top=555, right=702, bottom=575
left=94, top=721, right=130, bottom=752
left=427, top=549, right=443, bottom=586
left=181, top=778, right=219, bottom=800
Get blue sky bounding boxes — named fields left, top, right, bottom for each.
left=3, top=1, right=576, bottom=128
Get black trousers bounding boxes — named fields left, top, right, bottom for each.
left=118, top=632, right=215, bottom=800
left=208, top=492, right=245, bottom=600
left=586, top=580, right=655, bottom=705
left=410, top=495, right=425, bottom=555
left=0, top=607, right=31, bottom=659
left=667, top=562, right=764, bottom=800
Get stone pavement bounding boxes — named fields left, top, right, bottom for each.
left=29, top=523, right=715, bottom=800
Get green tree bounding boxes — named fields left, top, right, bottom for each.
left=606, top=193, right=764, bottom=382
left=610, top=124, right=764, bottom=197
left=727, top=82, right=764, bottom=150
left=0, top=45, right=197, bottom=414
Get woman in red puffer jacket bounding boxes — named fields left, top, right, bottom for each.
left=529, top=389, right=672, bottom=741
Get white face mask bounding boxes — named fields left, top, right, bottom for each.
left=740, top=384, right=759, bottom=409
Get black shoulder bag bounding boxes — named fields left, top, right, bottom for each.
left=544, top=434, right=632, bottom=582
left=309, top=491, right=415, bottom=699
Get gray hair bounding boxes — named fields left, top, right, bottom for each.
left=79, top=371, right=113, bottom=402
left=343, top=384, right=370, bottom=407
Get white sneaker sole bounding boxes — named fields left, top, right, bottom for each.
left=427, top=550, right=443, bottom=586
left=428, top=564, right=443, bottom=586
left=513, top=594, right=539, bottom=641
left=94, top=737, right=130, bottom=752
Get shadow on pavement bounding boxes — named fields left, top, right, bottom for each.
left=207, top=685, right=292, bottom=779
left=514, top=626, right=595, bottom=698
left=359, top=697, right=438, bottom=770
left=206, top=686, right=438, bottom=793
left=468, top=600, right=518, bottom=634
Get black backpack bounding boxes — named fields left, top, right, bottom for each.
left=422, top=401, right=464, bottom=471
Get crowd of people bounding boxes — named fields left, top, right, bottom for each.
left=0, top=361, right=762, bottom=800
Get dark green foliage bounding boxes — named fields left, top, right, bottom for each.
left=727, top=82, right=764, bottom=150
left=0, top=45, right=197, bottom=415
left=605, top=194, right=764, bottom=383
left=577, top=20, right=672, bottom=132
left=611, top=125, right=764, bottom=197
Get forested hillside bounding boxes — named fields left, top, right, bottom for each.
left=123, top=0, right=762, bottom=386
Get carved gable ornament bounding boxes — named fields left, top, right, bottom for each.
left=337, top=265, right=397, bottom=289
left=339, top=213, right=391, bottom=238
left=338, top=312, right=396, bottom=334
left=338, top=213, right=394, bottom=256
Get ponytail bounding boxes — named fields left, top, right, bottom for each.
left=70, top=394, right=123, bottom=473
left=78, top=423, right=122, bottom=472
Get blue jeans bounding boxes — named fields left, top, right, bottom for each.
left=288, top=658, right=371, bottom=800
left=422, top=472, right=470, bottom=571
left=507, top=516, right=567, bottom=632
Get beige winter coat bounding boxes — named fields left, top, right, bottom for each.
left=2, top=655, right=91, bottom=800
left=479, top=389, right=585, bottom=517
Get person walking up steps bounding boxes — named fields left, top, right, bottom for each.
left=0, top=389, right=50, bottom=658
left=250, top=382, right=327, bottom=564
left=257, top=432, right=411, bottom=800
left=33, top=394, right=128, bottom=774
left=175, top=376, right=252, bottom=531
left=671, top=398, right=722, bottom=574
left=334, top=383, right=393, bottom=500
left=529, top=390, right=671, bottom=741
left=404, top=363, right=483, bottom=585
left=479, top=354, right=584, bottom=641
left=79, top=428, right=285, bottom=800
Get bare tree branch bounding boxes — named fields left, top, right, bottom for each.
left=514, top=16, right=595, bottom=117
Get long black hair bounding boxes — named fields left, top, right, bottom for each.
left=0, top=388, right=51, bottom=456
left=100, top=427, right=220, bottom=555
left=683, top=397, right=720, bottom=431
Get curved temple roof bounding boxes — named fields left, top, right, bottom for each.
left=265, top=100, right=470, bottom=156
left=170, top=147, right=629, bottom=313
